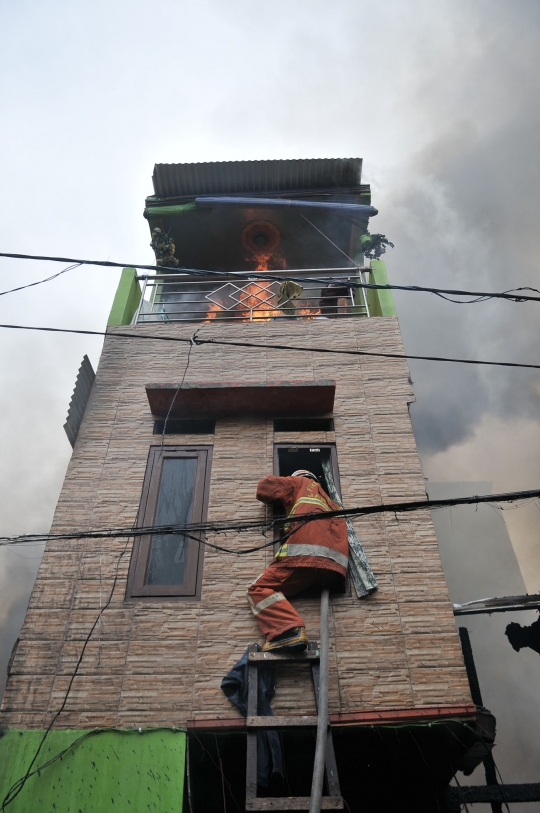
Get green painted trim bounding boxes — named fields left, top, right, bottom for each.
left=0, top=728, right=185, bottom=813
left=369, top=259, right=396, bottom=316
left=107, top=268, right=142, bottom=326
left=144, top=202, right=197, bottom=219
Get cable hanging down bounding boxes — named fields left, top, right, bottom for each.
left=0, top=535, right=132, bottom=811
left=1, top=250, right=540, bottom=304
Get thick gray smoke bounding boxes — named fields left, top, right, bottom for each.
left=384, top=111, right=540, bottom=452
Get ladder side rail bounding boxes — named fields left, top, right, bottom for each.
left=309, top=588, right=331, bottom=813
left=311, top=662, right=341, bottom=797
left=246, top=644, right=260, bottom=801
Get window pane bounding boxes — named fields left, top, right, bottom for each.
left=146, top=457, right=197, bottom=585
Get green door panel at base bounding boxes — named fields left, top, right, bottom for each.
left=0, top=728, right=185, bottom=813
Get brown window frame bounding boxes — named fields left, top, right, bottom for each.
left=126, top=445, right=212, bottom=600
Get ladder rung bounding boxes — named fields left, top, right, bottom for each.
left=249, top=650, right=320, bottom=662
left=247, top=715, right=320, bottom=728
left=246, top=796, right=344, bottom=810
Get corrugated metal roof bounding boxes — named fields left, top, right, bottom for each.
left=64, top=355, right=95, bottom=448
left=152, top=158, right=362, bottom=198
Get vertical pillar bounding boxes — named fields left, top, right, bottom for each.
left=458, top=627, right=503, bottom=813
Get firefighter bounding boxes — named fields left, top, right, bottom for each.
left=247, top=469, right=349, bottom=652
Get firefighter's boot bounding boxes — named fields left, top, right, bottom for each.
left=262, top=626, right=308, bottom=653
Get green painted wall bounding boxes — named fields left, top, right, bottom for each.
left=369, top=259, right=396, bottom=316
left=107, top=268, right=142, bottom=326
left=0, top=728, right=185, bottom=813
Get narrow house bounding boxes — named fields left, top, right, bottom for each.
left=0, top=159, right=490, bottom=812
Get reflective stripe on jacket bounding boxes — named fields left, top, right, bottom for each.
left=256, top=475, right=349, bottom=576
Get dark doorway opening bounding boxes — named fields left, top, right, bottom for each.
left=187, top=724, right=479, bottom=813
left=274, top=443, right=340, bottom=495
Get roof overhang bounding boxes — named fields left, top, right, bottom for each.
left=151, top=158, right=362, bottom=198
left=145, top=380, right=335, bottom=419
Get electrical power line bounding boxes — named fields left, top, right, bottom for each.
left=2, top=488, right=540, bottom=549
left=1, top=321, right=540, bottom=372
left=196, top=334, right=540, bottom=372
left=0, top=262, right=82, bottom=297
left=1, top=250, right=540, bottom=304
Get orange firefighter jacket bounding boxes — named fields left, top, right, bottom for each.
left=256, top=475, right=349, bottom=577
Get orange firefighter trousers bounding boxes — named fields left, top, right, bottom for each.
left=247, top=560, right=342, bottom=641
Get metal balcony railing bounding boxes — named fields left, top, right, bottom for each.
left=134, top=268, right=370, bottom=324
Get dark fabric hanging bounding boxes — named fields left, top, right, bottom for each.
left=221, top=645, right=284, bottom=787
left=318, top=282, right=351, bottom=315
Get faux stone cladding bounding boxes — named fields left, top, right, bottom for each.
left=0, top=317, right=471, bottom=729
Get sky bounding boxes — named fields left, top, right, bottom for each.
left=1, top=0, right=540, bottom=796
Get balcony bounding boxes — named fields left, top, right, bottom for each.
left=134, top=267, right=373, bottom=324
left=106, top=261, right=395, bottom=328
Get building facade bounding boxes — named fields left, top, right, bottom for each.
left=0, top=160, right=485, bottom=812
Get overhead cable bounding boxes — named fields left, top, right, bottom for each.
left=299, top=212, right=359, bottom=266
left=0, top=262, right=82, bottom=297
left=3, top=487, right=540, bottom=549
left=1, top=322, right=540, bottom=372
left=1, top=250, right=540, bottom=304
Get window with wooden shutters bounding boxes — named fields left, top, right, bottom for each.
left=126, top=446, right=212, bottom=599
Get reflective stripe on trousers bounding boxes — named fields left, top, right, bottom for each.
left=247, top=590, right=287, bottom=616
left=246, top=561, right=342, bottom=640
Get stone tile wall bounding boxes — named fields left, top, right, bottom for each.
left=0, top=317, right=471, bottom=728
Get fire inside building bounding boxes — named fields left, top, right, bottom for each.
left=0, top=159, right=506, bottom=811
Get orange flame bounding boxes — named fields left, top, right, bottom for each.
left=203, top=251, right=326, bottom=322
left=204, top=300, right=221, bottom=322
